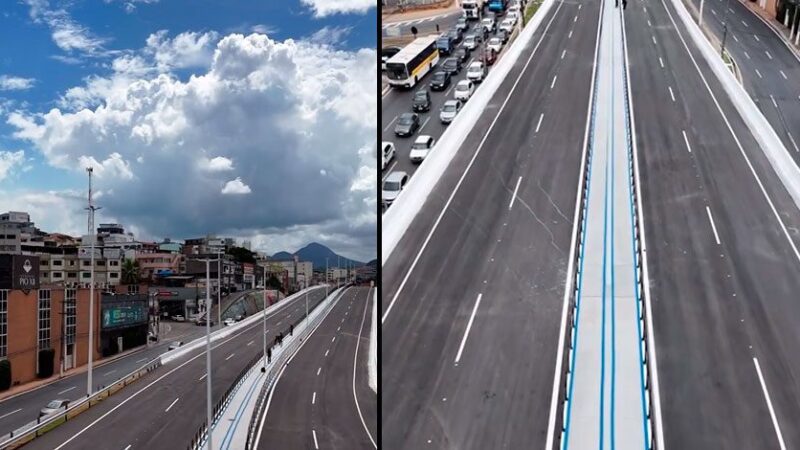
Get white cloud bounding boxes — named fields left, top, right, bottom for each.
left=307, top=26, right=352, bottom=46
left=251, top=24, right=278, bottom=35
left=300, top=0, right=376, bottom=17
left=199, top=156, right=234, bottom=172
left=221, top=177, right=252, bottom=195
left=0, top=150, right=26, bottom=181
left=0, top=76, right=36, bottom=91
left=102, top=0, right=160, bottom=13
left=24, top=0, right=111, bottom=57
left=8, top=33, right=377, bottom=260
left=146, top=30, right=220, bottom=72
left=0, top=189, right=87, bottom=237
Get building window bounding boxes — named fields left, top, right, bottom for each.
left=38, top=290, right=51, bottom=350
left=40, top=260, right=48, bottom=266
left=65, top=289, right=76, bottom=345
left=68, top=260, right=75, bottom=267
left=127, top=284, right=139, bottom=294
left=97, top=260, right=106, bottom=266
left=0, top=290, right=7, bottom=359
left=52, top=260, right=63, bottom=266
left=82, top=272, right=90, bottom=279
left=110, top=272, right=119, bottom=278
left=110, top=260, right=119, bottom=267
left=68, top=272, right=77, bottom=278
left=82, top=261, right=91, bottom=267
left=53, top=272, right=63, bottom=278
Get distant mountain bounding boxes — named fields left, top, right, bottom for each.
left=366, top=259, right=377, bottom=268
left=272, top=242, right=363, bottom=269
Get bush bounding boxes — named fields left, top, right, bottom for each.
left=0, top=359, right=10, bottom=391
left=38, top=349, right=55, bottom=378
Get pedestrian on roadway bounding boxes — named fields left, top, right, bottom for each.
left=267, top=347, right=272, bottom=363
left=290, top=324, right=294, bottom=336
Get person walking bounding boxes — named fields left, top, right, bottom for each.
left=289, top=324, right=294, bottom=336
left=267, top=347, right=272, bottom=364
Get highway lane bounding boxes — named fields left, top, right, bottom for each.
left=683, top=0, right=800, bottom=156
left=23, top=287, right=329, bottom=450
left=626, top=0, right=800, bottom=447
left=381, top=18, right=518, bottom=202
left=257, top=286, right=376, bottom=450
left=381, top=0, right=601, bottom=446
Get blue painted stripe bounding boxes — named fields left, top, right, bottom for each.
left=220, top=370, right=266, bottom=449
left=609, top=6, right=617, bottom=450
left=598, top=135, right=610, bottom=450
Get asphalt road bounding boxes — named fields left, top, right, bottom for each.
left=683, top=0, right=800, bottom=156
left=626, top=0, right=800, bottom=447
left=23, top=287, right=330, bottom=450
left=257, top=286, right=377, bottom=450
left=382, top=9, right=463, bottom=38
left=381, top=0, right=601, bottom=446
left=381, top=16, right=519, bottom=208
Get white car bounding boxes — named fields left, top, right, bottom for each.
left=224, top=318, right=236, bottom=326
left=410, top=135, right=436, bottom=162
left=481, top=17, right=495, bottom=33
left=467, top=61, right=486, bottom=82
left=440, top=99, right=462, bottom=124
left=382, top=141, right=396, bottom=170
left=507, top=10, right=520, bottom=21
left=454, top=79, right=475, bottom=101
left=463, top=35, right=478, bottom=50
left=487, top=37, right=503, bottom=53
left=383, top=171, right=409, bottom=207
left=39, top=399, right=70, bottom=418
left=500, top=18, right=516, bottom=33
left=172, top=315, right=185, bottom=322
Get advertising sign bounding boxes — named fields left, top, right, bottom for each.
left=0, top=254, right=40, bottom=291
left=102, top=303, right=148, bottom=329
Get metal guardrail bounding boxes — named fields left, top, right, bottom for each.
left=188, top=286, right=346, bottom=450
left=242, top=286, right=347, bottom=450
left=0, top=357, right=162, bottom=450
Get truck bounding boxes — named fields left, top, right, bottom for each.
left=462, top=0, right=484, bottom=20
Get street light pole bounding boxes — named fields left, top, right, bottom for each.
left=325, top=257, right=329, bottom=297
left=262, top=266, right=267, bottom=371
left=204, top=258, right=214, bottom=450
left=85, top=167, right=101, bottom=397
left=217, top=251, right=222, bottom=327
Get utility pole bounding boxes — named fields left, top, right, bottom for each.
left=262, top=266, right=267, bottom=372
left=85, top=167, right=101, bottom=397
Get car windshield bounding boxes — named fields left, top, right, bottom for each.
left=490, top=39, right=500, bottom=44
left=437, top=38, right=449, bottom=47
left=443, top=104, right=457, bottom=112
left=469, top=65, right=481, bottom=71
left=456, top=84, right=468, bottom=91
left=412, top=141, right=430, bottom=150
left=398, top=115, right=414, bottom=125
left=384, top=181, right=401, bottom=191
left=432, top=73, right=445, bottom=82
left=444, top=59, right=456, bottom=67
left=46, top=401, right=62, bottom=408
left=414, top=91, right=427, bottom=101
left=385, top=62, right=409, bottom=80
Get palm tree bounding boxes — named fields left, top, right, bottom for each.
left=121, top=258, right=140, bottom=285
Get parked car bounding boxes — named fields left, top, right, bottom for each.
left=456, top=16, right=468, bottom=32
left=383, top=171, right=409, bottom=207
left=500, top=17, right=516, bottom=33
left=39, top=399, right=70, bottom=418
left=171, top=314, right=185, bottom=322
left=381, top=46, right=402, bottom=71
left=412, top=89, right=431, bottom=112
left=382, top=141, right=396, bottom=170
left=429, top=70, right=451, bottom=91
left=410, top=135, right=436, bottom=162
left=454, top=47, right=470, bottom=63
left=467, top=61, right=486, bottom=82
left=168, top=341, right=184, bottom=351
left=442, top=57, right=462, bottom=76
left=224, top=318, right=236, bottom=326
left=454, top=79, right=475, bottom=101
left=487, top=37, right=503, bottom=53
left=481, top=17, right=496, bottom=33
left=463, top=35, right=479, bottom=50
left=440, top=99, right=462, bottom=124
left=394, top=112, right=420, bottom=137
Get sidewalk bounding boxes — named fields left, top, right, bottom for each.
left=737, top=0, right=800, bottom=60
left=382, top=0, right=459, bottom=23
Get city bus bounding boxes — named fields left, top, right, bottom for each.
left=385, top=36, right=440, bottom=89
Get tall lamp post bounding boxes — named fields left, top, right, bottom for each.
left=325, top=257, right=329, bottom=297
left=85, top=167, right=101, bottom=397
left=198, top=256, right=219, bottom=450
left=217, top=250, right=222, bottom=327
left=262, top=266, right=267, bottom=372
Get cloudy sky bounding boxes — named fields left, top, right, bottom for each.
left=0, top=0, right=377, bottom=263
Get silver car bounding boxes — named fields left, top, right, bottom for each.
left=39, top=399, right=70, bottom=418
left=383, top=171, right=409, bottom=207
left=440, top=99, right=462, bottom=124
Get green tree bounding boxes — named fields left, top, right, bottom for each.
left=122, top=258, right=140, bottom=285
left=226, top=246, right=256, bottom=264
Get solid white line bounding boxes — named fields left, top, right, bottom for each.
left=225, top=353, right=235, bottom=361
left=659, top=56, right=665, bottom=68
left=382, top=85, right=391, bottom=97
left=509, top=176, right=523, bottom=210
left=669, top=85, right=676, bottom=102
left=419, top=116, right=431, bottom=132
left=164, top=397, right=179, bottom=413
left=383, top=116, right=398, bottom=133
left=705, top=206, right=721, bottom=244
left=551, top=74, right=558, bottom=89
left=317, top=367, right=321, bottom=376
left=682, top=130, right=692, bottom=153
left=136, top=358, right=148, bottom=363
left=766, top=50, right=772, bottom=59
left=382, top=161, right=398, bottom=181
left=58, top=386, right=76, bottom=395
left=380, top=0, right=567, bottom=324
left=756, top=68, right=762, bottom=78
left=545, top=1, right=603, bottom=446
left=312, top=430, right=320, bottom=449
left=780, top=70, right=788, bottom=79
left=753, top=357, right=788, bottom=450
left=0, top=408, right=21, bottom=420
left=352, top=289, right=378, bottom=448
left=312, top=392, right=316, bottom=405
left=561, top=49, right=566, bottom=59
left=454, top=294, right=483, bottom=364
left=536, top=113, right=544, bottom=133
left=445, top=83, right=455, bottom=97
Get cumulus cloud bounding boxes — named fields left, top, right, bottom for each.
left=8, top=33, right=377, bottom=260
left=0, top=76, right=36, bottom=91
left=0, top=151, right=26, bottom=181
left=301, top=0, right=376, bottom=17
left=221, top=177, right=251, bottom=195
left=145, top=30, right=220, bottom=72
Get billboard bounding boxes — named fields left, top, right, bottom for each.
left=0, top=254, right=40, bottom=291
left=101, top=294, right=148, bottom=329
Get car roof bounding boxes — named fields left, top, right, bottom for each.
left=444, top=99, right=459, bottom=106
left=469, top=61, right=483, bottom=67
left=399, top=112, right=416, bottom=118
left=385, top=171, right=408, bottom=182
left=414, top=135, right=433, bottom=143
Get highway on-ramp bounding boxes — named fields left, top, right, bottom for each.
left=22, top=287, right=329, bottom=450
left=381, top=0, right=602, bottom=446
left=256, top=286, right=377, bottom=450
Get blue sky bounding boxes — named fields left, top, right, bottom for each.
left=0, top=0, right=377, bottom=262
